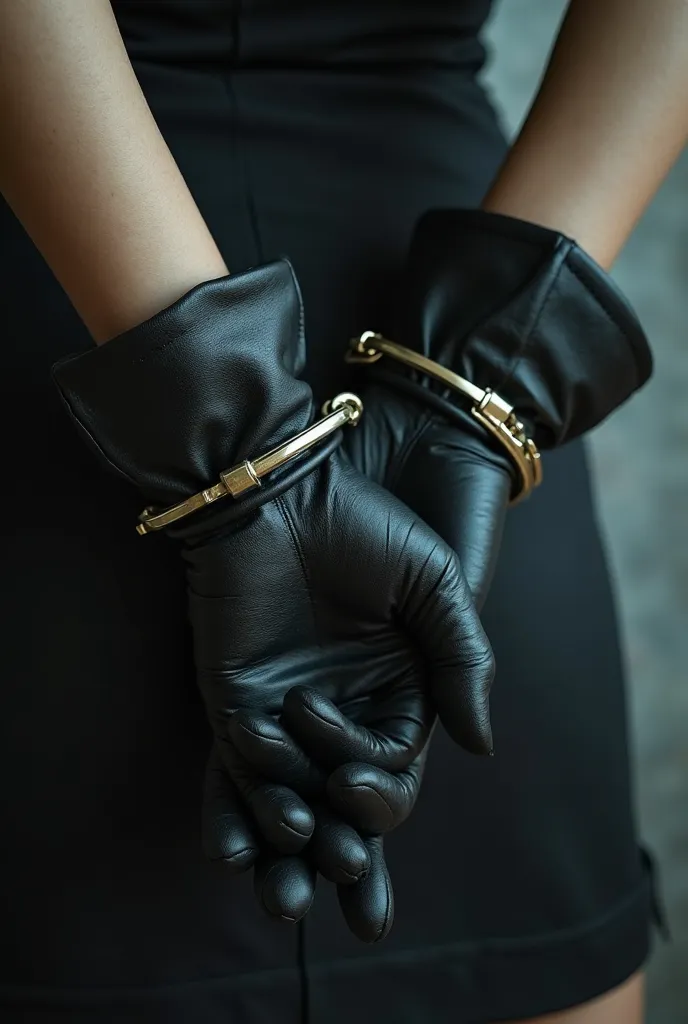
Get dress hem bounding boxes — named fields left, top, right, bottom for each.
left=0, top=857, right=657, bottom=1023
left=307, top=859, right=656, bottom=1023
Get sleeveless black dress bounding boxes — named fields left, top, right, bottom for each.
left=0, top=3, right=657, bottom=1021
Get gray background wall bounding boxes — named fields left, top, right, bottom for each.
left=483, top=4, right=687, bottom=1021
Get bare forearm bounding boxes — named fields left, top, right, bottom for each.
left=0, top=0, right=228, bottom=343
left=483, top=0, right=688, bottom=268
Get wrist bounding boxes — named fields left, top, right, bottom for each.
left=481, top=154, right=621, bottom=271
left=88, top=258, right=230, bottom=346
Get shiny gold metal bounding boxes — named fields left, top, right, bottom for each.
left=136, top=392, right=363, bottom=535
left=348, top=332, right=542, bottom=503
left=320, top=391, right=364, bottom=421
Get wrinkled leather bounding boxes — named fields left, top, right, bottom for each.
left=53, top=263, right=313, bottom=507
left=347, top=386, right=512, bottom=608
left=52, top=260, right=495, bottom=942
left=397, top=209, right=653, bottom=448
left=347, top=209, right=653, bottom=607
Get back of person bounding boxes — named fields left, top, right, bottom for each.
left=2, top=2, right=679, bottom=1022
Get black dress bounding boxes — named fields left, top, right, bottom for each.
left=0, top=2, right=657, bottom=1021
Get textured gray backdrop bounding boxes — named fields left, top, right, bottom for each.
left=483, top=4, right=688, bottom=1021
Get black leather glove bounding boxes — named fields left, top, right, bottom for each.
left=345, top=209, right=653, bottom=607
left=219, top=688, right=432, bottom=942
left=52, top=259, right=495, bottom=940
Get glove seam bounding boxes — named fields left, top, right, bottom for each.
left=497, top=240, right=648, bottom=399
left=275, top=493, right=321, bottom=645
left=492, top=239, right=572, bottom=396
left=383, top=411, right=436, bottom=494
left=565, top=256, right=648, bottom=381
left=53, top=384, right=141, bottom=491
left=281, top=256, right=307, bottom=369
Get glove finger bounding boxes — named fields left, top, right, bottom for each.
left=394, top=526, right=495, bottom=755
left=254, top=854, right=316, bottom=923
left=337, top=835, right=394, bottom=943
left=228, top=709, right=326, bottom=796
left=309, top=806, right=371, bottom=886
left=225, top=717, right=375, bottom=884
left=247, top=782, right=315, bottom=854
left=282, top=686, right=427, bottom=773
left=326, top=759, right=422, bottom=835
left=201, top=746, right=260, bottom=872
left=217, top=738, right=315, bottom=854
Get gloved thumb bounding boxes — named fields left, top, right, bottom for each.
left=393, top=515, right=495, bottom=755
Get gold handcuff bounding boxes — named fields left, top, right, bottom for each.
left=136, top=392, right=363, bottom=535
left=347, top=332, right=542, bottom=503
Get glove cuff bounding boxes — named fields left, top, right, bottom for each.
left=52, top=260, right=335, bottom=531
left=395, top=208, right=653, bottom=449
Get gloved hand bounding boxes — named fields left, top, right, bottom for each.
left=210, top=691, right=432, bottom=942
left=52, top=258, right=495, bottom=941
left=345, top=208, right=653, bottom=608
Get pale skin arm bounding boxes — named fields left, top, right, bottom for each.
left=0, top=0, right=686, bottom=345
left=483, top=0, right=688, bottom=269
left=0, top=0, right=228, bottom=344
